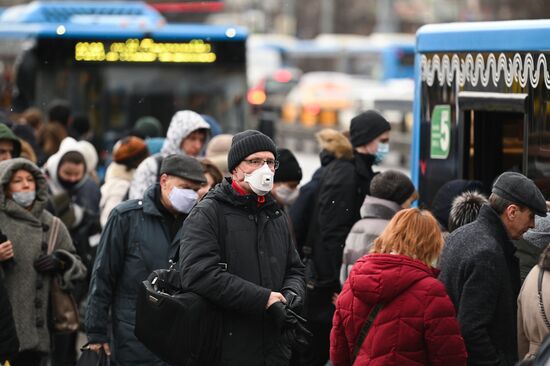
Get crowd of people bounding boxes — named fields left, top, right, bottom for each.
left=0, top=101, right=550, bottom=366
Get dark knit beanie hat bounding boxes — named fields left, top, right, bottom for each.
left=492, top=171, right=547, bottom=217
left=227, top=130, right=277, bottom=172
left=274, top=148, right=302, bottom=183
left=370, top=170, right=415, bottom=205
left=350, top=110, right=391, bottom=148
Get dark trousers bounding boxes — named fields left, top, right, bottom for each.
left=299, top=286, right=335, bottom=366
left=9, top=350, right=46, bottom=366
left=50, top=332, right=77, bottom=366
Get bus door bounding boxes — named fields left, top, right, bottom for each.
left=458, top=91, right=529, bottom=190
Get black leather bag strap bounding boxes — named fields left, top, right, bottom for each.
left=351, top=302, right=383, bottom=364
left=537, top=267, right=550, bottom=330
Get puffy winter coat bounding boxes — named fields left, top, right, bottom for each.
left=331, top=254, right=467, bottom=366
left=0, top=158, right=86, bottom=354
left=518, top=263, right=550, bottom=359
left=439, top=205, right=521, bottom=365
left=99, top=162, right=134, bottom=228
left=341, top=196, right=401, bottom=284
left=86, top=185, right=178, bottom=366
left=128, top=110, right=210, bottom=199
left=178, top=178, right=305, bottom=366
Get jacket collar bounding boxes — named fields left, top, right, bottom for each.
left=354, top=152, right=375, bottom=180
left=142, top=184, right=164, bottom=217
left=476, top=204, right=516, bottom=256
left=361, top=196, right=401, bottom=220
left=211, top=178, right=278, bottom=214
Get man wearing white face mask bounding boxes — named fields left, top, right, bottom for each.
left=178, top=130, right=306, bottom=366
left=86, top=154, right=206, bottom=365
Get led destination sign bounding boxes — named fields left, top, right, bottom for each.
left=75, top=38, right=217, bottom=63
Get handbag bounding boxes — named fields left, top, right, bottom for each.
left=134, top=199, right=227, bottom=366
left=76, top=346, right=110, bottom=366
left=135, top=265, right=223, bottom=366
left=47, top=217, right=80, bottom=333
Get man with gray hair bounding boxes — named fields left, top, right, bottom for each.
left=439, top=172, right=547, bottom=366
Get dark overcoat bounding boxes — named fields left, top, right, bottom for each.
left=439, top=204, right=521, bottom=366
left=86, top=185, right=177, bottom=366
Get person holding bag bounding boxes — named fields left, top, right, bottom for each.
left=330, top=208, right=467, bottom=366
left=0, top=158, right=86, bottom=366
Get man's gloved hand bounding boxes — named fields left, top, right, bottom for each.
left=267, top=301, right=288, bottom=329
left=267, top=298, right=313, bottom=350
left=33, top=251, right=66, bottom=273
left=285, top=308, right=312, bottom=350
left=282, top=289, right=303, bottom=312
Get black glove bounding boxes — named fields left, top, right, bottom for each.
left=267, top=301, right=288, bottom=330
left=283, top=289, right=303, bottom=312
left=33, top=252, right=66, bottom=273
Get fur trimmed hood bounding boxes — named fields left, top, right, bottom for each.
left=315, top=128, right=353, bottom=160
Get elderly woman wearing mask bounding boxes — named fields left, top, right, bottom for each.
left=0, top=158, right=86, bottom=366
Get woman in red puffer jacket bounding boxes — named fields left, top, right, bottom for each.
left=330, top=208, right=467, bottom=366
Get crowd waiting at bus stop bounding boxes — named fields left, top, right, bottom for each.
left=1, top=97, right=550, bottom=366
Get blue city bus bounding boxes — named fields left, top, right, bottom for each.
left=0, top=1, right=247, bottom=135
left=412, top=20, right=550, bottom=207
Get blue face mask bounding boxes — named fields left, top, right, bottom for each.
left=374, top=143, right=389, bottom=165
left=168, top=187, right=198, bottom=214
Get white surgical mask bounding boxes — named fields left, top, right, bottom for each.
left=244, top=163, right=274, bottom=196
left=12, top=191, right=36, bottom=208
left=275, top=185, right=299, bottom=206
left=168, top=187, right=198, bottom=214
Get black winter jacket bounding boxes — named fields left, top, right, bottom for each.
left=0, top=275, right=18, bottom=362
left=86, top=185, right=178, bottom=366
left=307, top=153, right=376, bottom=289
left=178, top=178, right=305, bottom=366
left=439, top=205, right=521, bottom=366
left=289, top=150, right=335, bottom=255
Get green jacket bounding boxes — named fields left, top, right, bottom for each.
left=0, top=124, right=20, bottom=158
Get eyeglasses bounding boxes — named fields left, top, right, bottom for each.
left=243, top=158, right=280, bottom=170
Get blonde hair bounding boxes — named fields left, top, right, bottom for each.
left=371, top=208, right=444, bottom=265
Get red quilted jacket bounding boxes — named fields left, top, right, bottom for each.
left=330, top=253, right=467, bottom=366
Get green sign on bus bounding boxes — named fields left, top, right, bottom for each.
left=430, top=105, right=451, bottom=159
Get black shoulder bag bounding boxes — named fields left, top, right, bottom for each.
left=351, top=303, right=384, bottom=365
left=134, top=200, right=227, bottom=366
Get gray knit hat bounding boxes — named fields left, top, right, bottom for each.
left=227, top=130, right=277, bottom=172
left=492, top=172, right=547, bottom=217
left=524, top=216, right=550, bottom=249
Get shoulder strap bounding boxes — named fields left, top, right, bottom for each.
left=155, top=155, right=164, bottom=181
left=214, top=199, right=227, bottom=269
left=351, top=302, right=383, bottom=364
left=170, top=198, right=227, bottom=269
left=537, top=267, right=550, bottom=330
left=46, top=217, right=62, bottom=255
